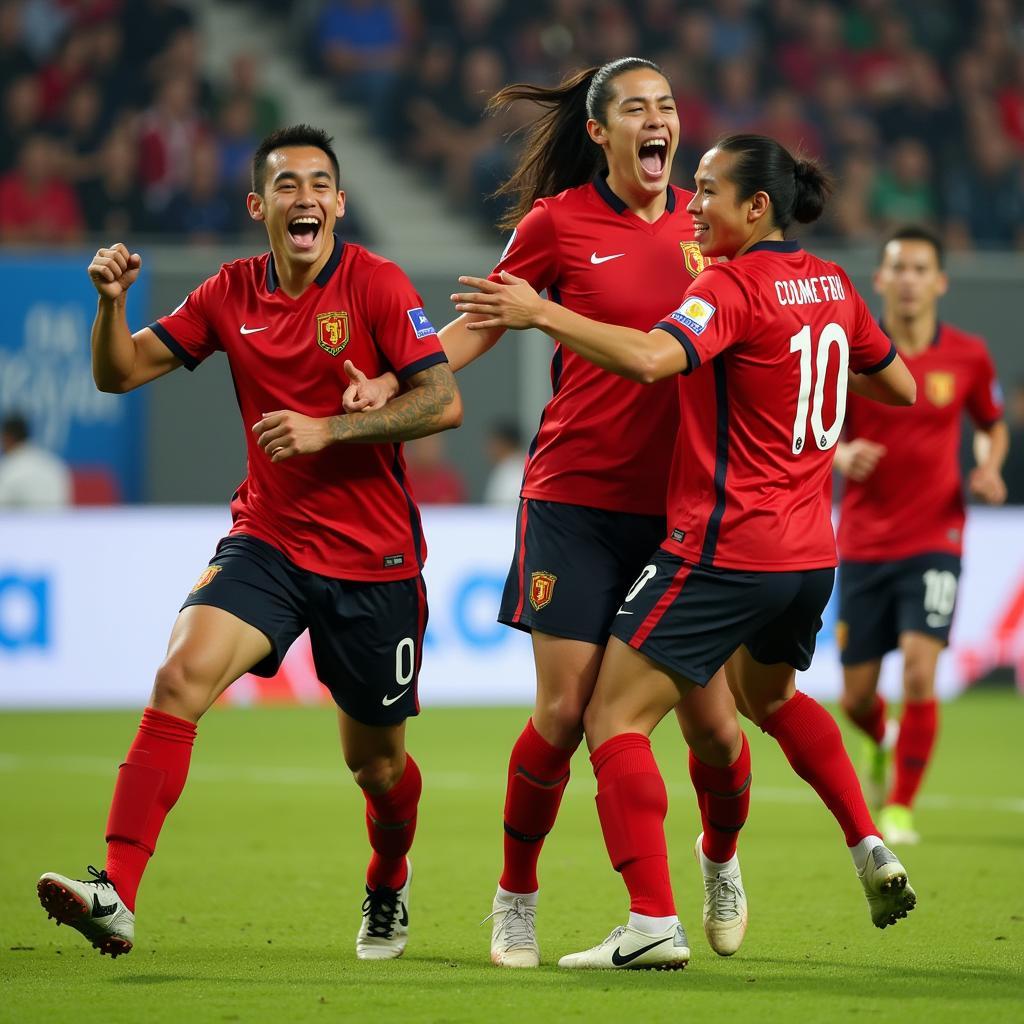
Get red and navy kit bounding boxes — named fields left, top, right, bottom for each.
left=493, top=174, right=709, bottom=516
left=150, top=236, right=447, bottom=582
left=653, top=240, right=896, bottom=571
left=837, top=322, right=1004, bottom=562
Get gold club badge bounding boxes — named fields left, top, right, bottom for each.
left=680, top=241, right=708, bottom=279
left=190, top=565, right=222, bottom=594
left=529, top=571, right=557, bottom=611
left=924, top=371, right=955, bottom=408
left=316, top=311, right=350, bottom=356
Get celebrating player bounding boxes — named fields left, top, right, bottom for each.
left=453, top=134, right=919, bottom=969
left=346, top=59, right=753, bottom=968
left=835, top=225, right=1008, bottom=845
left=36, top=125, right=462, bottom=961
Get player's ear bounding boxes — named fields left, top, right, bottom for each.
left=586, top=117, right=607, bottom=147
left=935, top=270, right=949, bottom=299
left=247, top=192, right=265, bottom=223
left=747, top=190, right=770, bottom=223
left=335, top=189, right=346, bottom=220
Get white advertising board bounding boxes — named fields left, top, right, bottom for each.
left=0, top=507, right=1021, bottom=708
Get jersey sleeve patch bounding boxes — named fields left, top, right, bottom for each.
left=667, top=297, right=716, bottom=336
left=406, top=307, right=436, bottom=339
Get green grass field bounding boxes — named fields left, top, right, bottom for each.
left=1, top=692, right=1022, bottom=1024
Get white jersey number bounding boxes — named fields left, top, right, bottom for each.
left=789, top=323, right=850, bottom=455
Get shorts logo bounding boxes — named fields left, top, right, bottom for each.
left=406, top=307, right=435, bottom=339
left=835, top=620, right=848, bottom=651
left=680, top=241, right=709, bottom=279
left=529, top=571, right=557, bottom=611
left=668, top=297, right=716, bottom=335
left=924, top=371, right=955, bottom=407
left=316, top=311, right=350, bottom=356
left=191, top=565, right=222, bottom=594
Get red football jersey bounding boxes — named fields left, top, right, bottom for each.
left=492, top=175, right=708, bottom=515
left=654, top=240, right=895, bottom=570
left=838, top=322, right=1004, bottom=561
left=150, top=237, right=448, bottom=581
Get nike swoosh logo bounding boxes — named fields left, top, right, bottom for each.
left=611, top=935, right=672, bottom=966
left=590, top=252, right=625, bottom=264
left=382, top=692, right=406, bottom=707
left=615, top=609, right=633, bottom=615
left=239, top=324, right=269, bottom=335
left=399, top=903, right=409, bottom=927
left=92, top=894, right=117, bottom=918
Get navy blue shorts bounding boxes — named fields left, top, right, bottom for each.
left=181, top=535, right=427, bottom=725
left=498, top=498, right=667, bottom=645
left=609, top=548, right=836, bottom=685
left=837, top=552, right=961, bottom=664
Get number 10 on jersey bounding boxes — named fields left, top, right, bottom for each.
left=790, top=323, right=850, bottom=455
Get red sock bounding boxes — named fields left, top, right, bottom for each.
left=888, top=700, right=938, bottom=808
left=591, top=733, right=675, bottom=917
left=499, top=718, right=575, bottom=894
left=845, top=693, right=887, bottom=745
left=105, top=707, right=197, bottom=912
left=761, top=691, right=877, bottom=846
left=689, top=732, right=751, bottom=863
left=365, top=754, right=422, bottom=891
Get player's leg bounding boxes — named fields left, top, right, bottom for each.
left=674, top=671, right=750, bottom=956
left=556, top=638, right=693, bottom=970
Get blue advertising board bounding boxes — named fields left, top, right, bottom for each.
left=0, top=252, right=148, bottom=501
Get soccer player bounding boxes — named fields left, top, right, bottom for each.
left=35, top=125, right=462, bottom=961
left=346, top=59, right=753, bottom=967
left=453, top=133, right=919, bottom=969
left=835, top=225, right=1008, bottom=845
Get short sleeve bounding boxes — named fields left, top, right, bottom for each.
left=843, top=273, right=896, bottom=375
left=366, top=261, right=448, bottom=381
left=490, top=200, right=559, bottom=293
left=149, top=272, right=224, bottom=371
left=965, top=343, right=1004, bottom=429
left=652, top=266, right=751, bottom=375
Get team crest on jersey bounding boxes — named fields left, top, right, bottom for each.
left=668, top=297, right=716, bottom=335
left=924, top=371, right=955, bottom=408
left=190, top=565, right=222, bottom=594
left=680, top=241, right=709, bottom=278
left=529, top=571, right=557, bottom=611
left=316, top=311, right=350, bottom=356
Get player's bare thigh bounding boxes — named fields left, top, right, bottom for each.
left=530, top=630, right=605, bottom=749
left=583, top=636, right=697, bottom=751
left=725, top=644, right=797, bottom=727
left=673, top=666, right=743, bottom=767
left=337, top=710, right=408, bottom=794
left=150, top=605, right=273, bottom=723
left=898, top=631, right=943, bottom=702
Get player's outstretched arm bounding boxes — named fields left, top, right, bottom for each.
left=848, top=355, right=916, bottom=407
left=89, top=244, right=181, bottom=393
left=969, top=420, right=1009, bottom=504
left=254, top=363, right=462, bottom=460
left=452, top=272, right=686, bottom=382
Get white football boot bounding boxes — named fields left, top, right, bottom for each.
left=356, top=859, right=411, bottom=960
left=858, top=844, right=917, bottom=928
left=557, top=921, right=690, bottom=971
left=37, top=866, right=135, bottom=957
left=485, top=891, right=540, bottom=967
left=694, top=833, right=748, bottom=956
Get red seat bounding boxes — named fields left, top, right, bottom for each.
left=71, top=467, right=121, bottom=505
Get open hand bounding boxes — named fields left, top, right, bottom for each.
left=451, top=271, right=544, bottom=331
left=252, top=410, right=330, bottom=462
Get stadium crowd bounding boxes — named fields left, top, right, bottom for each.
left=1, top=0, right=1022, bottom=248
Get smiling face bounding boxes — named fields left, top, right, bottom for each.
left=246, top=145, right=345, bottom=273
left=588, top=68, right=679, bottom=202
left=685, top=146, right=773, bottom=258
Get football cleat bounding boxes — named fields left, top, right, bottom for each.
left=694, top=833, right=748, bottom=956
left=484, top=892, right=539, bottom=968
left=37, top=866, right=134, bottom=957
left=557, top=921, right=689, bottom=971
left=878, top=803, right=920, bottom=846
left=862, top=719, right=898, bottom=809
left=858, top=844, right=917, bottom=928
left=356, top=859, right=411, bottom=960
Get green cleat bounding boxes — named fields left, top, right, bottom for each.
left=862, top=720, right=897, bottom=810
left=879, top=803, right=920, bottom=846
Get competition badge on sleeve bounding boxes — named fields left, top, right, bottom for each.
left=316, top=311, right=350, bottom=356
left=406, top=307, right=436, bottom=339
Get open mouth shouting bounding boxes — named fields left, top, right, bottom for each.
left=287, top=214, right=323, bottom=252
left=637, top=137, right=669, bottom=181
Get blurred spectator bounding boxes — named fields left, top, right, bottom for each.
left=217, top=94, right=260, bottom=189
left=710, top=58, right=762, bottom=140
left=77, top=127, right=150, bottom=236
left=0, top=1, right=35, bottom=94
left=778, top=2, right=857, bottom=95
left=755, top=88, right=824, bottom=159
left=221, top=52, right=284, bottom=140
left=403, top=434, right=467, bottom=505
left=0, top=133, right=84, bottom=244
left=161, top=138, right=237, bottom=244
left=58, top=80, right=107, bottom=182
left=483, top=420, right=526, bottom=506
left=945, top=130, right=1024, bottom=249
left=37, top=27, right=90, bottom=121
left=870, top=138, right=938, bottom=229
left=121, top=0, right=193, bottom=78
left=0, top=413, right=71, bottom=509
left=1003, top=379, right=1024, bottom=505
left=0, top=72, right=42, bottom=173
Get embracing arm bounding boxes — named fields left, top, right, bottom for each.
left=254, top=363, right=462, bottom=461
left=846, top=355, right=916, bottom=407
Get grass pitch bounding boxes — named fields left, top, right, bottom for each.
left=1, top=692, right=1022, bottom=1024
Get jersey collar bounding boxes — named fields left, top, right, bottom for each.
left=744, top=239, right=801, bottom=254
left=592, top=173, right=676, bottom=214
left=266, top=233, right=346, bottom=293
left=878, top=317, right=942, bottom=348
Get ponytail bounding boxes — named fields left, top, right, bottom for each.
left=792, top=158, right=831, bottom=224
left=490, top=57, right=664, bottom=232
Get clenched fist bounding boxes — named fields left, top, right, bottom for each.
left=88, top=243, right=142, bottom=300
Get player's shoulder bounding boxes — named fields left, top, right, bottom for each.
left=669, top=184, right=696, bottom=208
left=339, top=242, right=413, bottom=283
left=938, top=321, right=992, bottom=356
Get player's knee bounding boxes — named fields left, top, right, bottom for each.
left=839, top=688, right=873, bottom=718
left=685, top=717, right=741, bottom=766
left=903, top=658, right=936, bottom=702
left=534, top=695, right=586, bottom=749
left=350, top=755, right=403, bottom=795
left=151, top=657, right=213, bottom=720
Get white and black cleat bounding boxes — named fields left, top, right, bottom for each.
left=37, top=866, right=134, bottom=957
left=557, top=921, right=690, bottom=971
left=356, top=859, right=411, bottom=961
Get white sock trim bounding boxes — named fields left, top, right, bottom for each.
left=850, top=834, right=884, bottom=872
left=497, top=885, right=538, bottom=906
left=628, top=912, right=679, bottom=935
